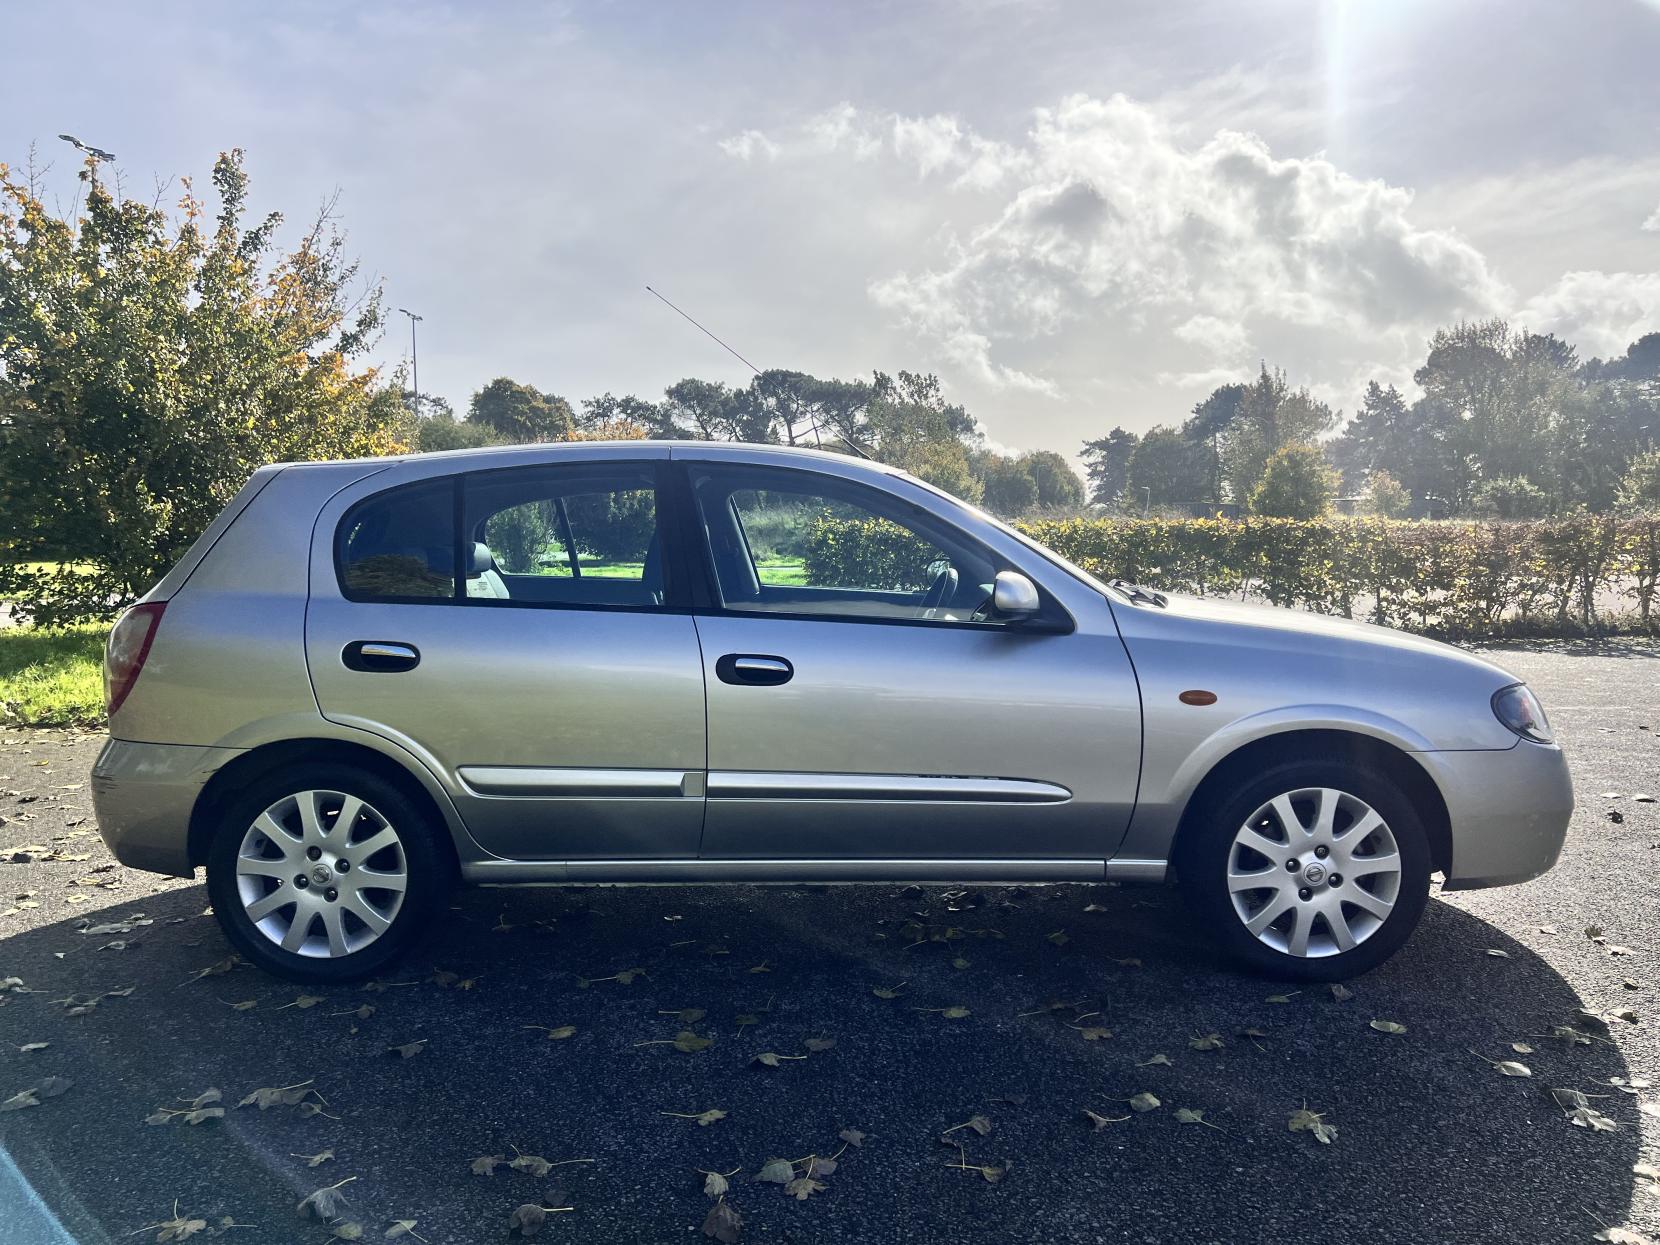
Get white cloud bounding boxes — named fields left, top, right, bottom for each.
left=1644, top=202, right=1660, bottom=232
left=718, top=130, right=779, bottom=162
left=1172, top=314, right=1251, bottom=358
left=1519, top=270, right=1660, bottom=358
left=723, top=93, right=1513, bottom=399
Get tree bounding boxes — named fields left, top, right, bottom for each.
left=1219, top=366, right=1338, bottom=503
left=1616, top=450, right=1660, bottom=511
left=1469, top=475, right=1550, bottom=520
left=468, top=378, right=575, bottom=443
left=579, top=392, right=668, bottom=438
left=978, top=456, right=1039, bottom=517
left=1182, top=383, right=1247, bottom=505
left=1080, top=427, right=1138, bottom=506
left=415, top=404, right=499, bottom=452
left=659, top=378, right=770, bottom=442
left=0, top=150, right=405, bottom=623
left=1020, top=450, right=1085, bottom=511
left=1249, top=444, right=1337, bottom=519
left=1361, top=469, right=1411, bottom=519
left=862, top=371, right=982, bottom=501
left=1126, top=426, right=1211, bottom=511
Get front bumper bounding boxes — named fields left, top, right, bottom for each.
left=1419, top=740, right=1574, bottom=891
left=90, top=737, right=242, bottom=878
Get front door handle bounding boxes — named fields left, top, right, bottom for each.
left=716, top=654, right=793, bottom=686
left=342, top=641, right=420, bottom=673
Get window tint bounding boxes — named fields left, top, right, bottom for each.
left=337, top=479, right=456, bottom=601
left=463, top=465, right=665, bottom=608
left=689, top=465, right=1006, bottom=624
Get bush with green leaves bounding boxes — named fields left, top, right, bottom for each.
left=0, top=151, right=406, bottom=624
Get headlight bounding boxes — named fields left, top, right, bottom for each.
left=1492, top=683, right=1554, bottom=744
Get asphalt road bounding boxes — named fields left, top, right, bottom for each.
left=1, top=642, right=1657, bottom=1245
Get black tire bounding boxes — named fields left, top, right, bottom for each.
left=1174, top=755, right=1432, bottom=981
left=206, top=763, right=451, bottom=984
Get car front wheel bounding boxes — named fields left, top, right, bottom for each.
left=1176, top=758, right=1432, bottom=981
left=205, top=765, right=449, bottom=983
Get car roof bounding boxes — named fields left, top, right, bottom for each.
left=272, top=440, right=905, bottom=482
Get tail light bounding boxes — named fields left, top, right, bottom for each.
left=104, top=602, right=167, bottom=718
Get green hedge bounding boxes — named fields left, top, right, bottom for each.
left=809, top=514, right=1660, bottom=638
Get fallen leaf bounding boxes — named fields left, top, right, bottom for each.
left=1189, top=1032, right=1224, bottom=1051
left=1128, top=1092, right=1161, bottom=1112
left=1369, top=1019, right=1408, bottom=1035
left=386, top=1040, right=427, bottom=1059
left=838, top=1128, right=865, bottom=1147
left=755, top=1159, right=795, bottom=1185
left=702, top=1171, right=730, bottom=1197
left=509, top=1203, right=571, bottom=1237
left=1136, top=1054, right=1173, bottom=1067
left=803, top=1037, right=837, bottom=1053
left=1084, top=1109, right=1129, bottom=1130
left=470, top=1156, right=505, bottom=1176
left=702, top=1199, right=743, bottom=1243
left=1288, top=1106, right=1337, bottom=1144
left=1568, top=1106, right=1619, bottom=1132
left=298, top=1149, right=335, bottom=1168
left=297, top=1178, right=356, bottom=1221
left=1329, top=984, right=1353, bottom=1002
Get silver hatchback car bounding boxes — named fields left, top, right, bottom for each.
left=91, top=442, right=1573, bottom=983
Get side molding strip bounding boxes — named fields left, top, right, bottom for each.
left=706, top=772, right=1072, bottom=803
left=458, top=767, right=696, bottom=798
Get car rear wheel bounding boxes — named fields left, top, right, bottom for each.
left=206, top=764, right=449, bottom=983
left=1176, top=758, right=1432, bottom=981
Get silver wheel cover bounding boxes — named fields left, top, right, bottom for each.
left=234, top=789, right=408, bottom=959
left=1226, top=786, right=1402, bottom=959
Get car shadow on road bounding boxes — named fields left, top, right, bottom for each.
left=0, top=879, right=1644, bottom=1245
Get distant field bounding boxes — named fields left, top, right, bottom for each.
left=0, top=624, right=107, bottom=727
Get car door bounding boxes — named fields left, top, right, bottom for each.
left=306, top=450, right=706, bottom=862
left=677, top=450, right=1141, bottom=868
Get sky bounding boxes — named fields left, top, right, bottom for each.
left=5, top=0, right=1660, bottom=458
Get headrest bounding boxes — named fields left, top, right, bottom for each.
left=468, top=542, right=495, bottom=575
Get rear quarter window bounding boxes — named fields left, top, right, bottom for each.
left=336, top=479, right=457, bottom=601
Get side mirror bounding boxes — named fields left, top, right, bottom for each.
left=992, top=569, right=1040, bottom=618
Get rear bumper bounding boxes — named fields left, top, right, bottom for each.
left=1420, top=741, right=1574, bottom=891
left=90, top=737, right=241, bottom=877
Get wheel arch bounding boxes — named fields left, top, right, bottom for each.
left=1169, top=729, right=1453, bottom=878
left=188, top=738, right=465, bottom=880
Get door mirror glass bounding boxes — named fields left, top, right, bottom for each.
left=992, top=570, right=1040, bottom=618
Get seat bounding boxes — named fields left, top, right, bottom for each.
left=465, top=542, right=511, bottom=600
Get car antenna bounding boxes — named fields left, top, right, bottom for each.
left=644, top=284, right=872, bottom=459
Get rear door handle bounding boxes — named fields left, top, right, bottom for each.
left=716, top=654, right=793, bottom=686
left=342, top=641, right=420, bottom=673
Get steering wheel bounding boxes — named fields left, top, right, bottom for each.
left=917, top=565, right=959, bottom=618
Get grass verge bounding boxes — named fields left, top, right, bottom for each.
left=0, top=624, right=107, bottom=728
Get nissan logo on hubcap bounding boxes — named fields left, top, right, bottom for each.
left=1303, top=862, right=1327, bottom=885
left=311, top=865, right=333, bottom=885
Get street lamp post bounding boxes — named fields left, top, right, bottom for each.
left=397, top=308, right=423, bottom=417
